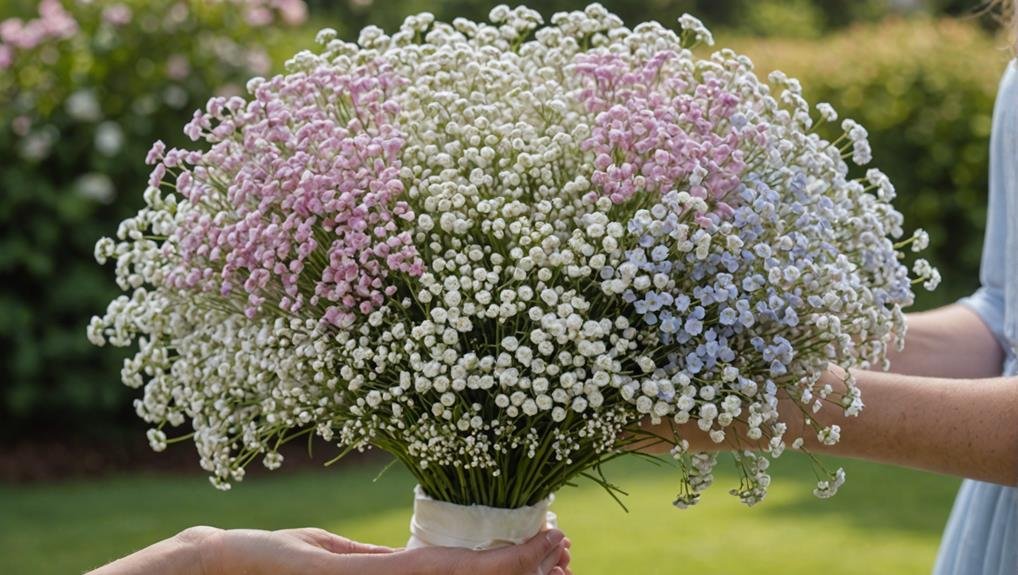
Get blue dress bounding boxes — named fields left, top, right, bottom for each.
left=936, top=61, right=1018, bottom=575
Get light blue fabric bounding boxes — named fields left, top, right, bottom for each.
left=935, top=61, right=1018, bottom=575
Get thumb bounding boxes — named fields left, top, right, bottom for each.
left=320, top=536, right=394, bottom=555
left=330, top=539, right=396, bottom=555
left=289, top=528, right=395, bottom=555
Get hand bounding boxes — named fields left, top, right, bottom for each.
left=403, top=529, right=573, bottom=575
left=86, top=525, right=393, bottom=575
left=89, top=525, right=570, bottom=575
left=190, top=526, right=395, bottom=575
left=198, top=525, right=571, bottom=575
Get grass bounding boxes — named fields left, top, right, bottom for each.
left=0, top=454, right=959, bottom=575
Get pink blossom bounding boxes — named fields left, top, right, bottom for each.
left=156, top=62, right=422, bottom=325
left=573, top=51, right=763, bottom=212
left=244, top=7, right=273, bottom=27
left=275, top=0, right=307, bottom=26
left=0, top=0, right=77, bottom=58
left=11, top=115, right=31, bottom=136
left=166, top=54, right=190, bottom=81
left=102, top=4, right=133, bottom=27
left=146, top=141, right=166, bottom=165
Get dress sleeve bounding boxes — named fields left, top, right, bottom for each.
left=958, top=175, right=1011, bottom=358
left=958, top=65, right=1015, bottom=363
left=959, top=286, right=1008, bottom=354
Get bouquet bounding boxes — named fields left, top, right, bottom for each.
left=89, top=4, right=936, bottom=549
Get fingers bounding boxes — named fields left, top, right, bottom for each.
left=557, top=546, right=571, bottom=569
left=538, top=545, right=563, bottom=574
left=538, top=535, right=571, bottom=575
left=545, top=533, right=570, bottom=571
left=331, top=539, right=395, bottom=555
left=524, top=530, right=567, bottom=575
left=382, top=531, right=570, bottom=575
left=536, top=529, right=566, bottom=556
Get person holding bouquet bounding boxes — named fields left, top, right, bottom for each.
left=81, top=2, right=1014, bottom=574
left=643, top=3, right=1018, bottom=572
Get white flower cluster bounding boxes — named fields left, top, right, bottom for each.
left=89, top=5, right=933, bottom=508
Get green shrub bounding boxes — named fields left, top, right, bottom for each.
left=0, top=0, right=307, bottom=431
left=731, top=18, right=1008, bottom=309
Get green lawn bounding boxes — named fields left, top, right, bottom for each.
left=0, top=454, right=959, bottom=575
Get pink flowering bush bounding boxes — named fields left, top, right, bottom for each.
left=0, top=0, right=76, bottom=66
left=0, top=0, right=306, bottom=426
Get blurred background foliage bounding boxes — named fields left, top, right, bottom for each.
left=0, top=0, right=1011, bottom=437
left=0, top=0, right=314, bottom=437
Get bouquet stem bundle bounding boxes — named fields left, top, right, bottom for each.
left=89, top=4, right=936, bottom=529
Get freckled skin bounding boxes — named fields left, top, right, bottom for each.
left=643, top=305, right=1018, bottom=487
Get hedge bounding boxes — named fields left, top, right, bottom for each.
left=733, top=17, right=1009, bottom=309
left=0, top=0, right=308, bottom=432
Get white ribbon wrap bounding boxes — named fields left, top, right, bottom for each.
left=406, top=485, right=558, bottom=550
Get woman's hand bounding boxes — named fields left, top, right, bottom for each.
left=634, top=362, right=1018, bottom=486
left=199, top=526, right=572, bottom=575
left=405, top=528, right=572, bottom=575
left=88, top=525, right=571, bottom=575
left=191, top=526, right=393, bottom=574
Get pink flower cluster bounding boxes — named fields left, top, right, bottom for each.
left=149, top=63, right=422, bottom=327
left=0, top=0, right=77, bottom=69
left=101, top=4, right=133, bottom=27
left=574, top=52, right=765, bottom=208
left=236, top=0, right=308, bottom=27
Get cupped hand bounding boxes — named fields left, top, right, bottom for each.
left=180, top=525, right=570, bottom=575
left=403, top=528, right=572, bottom=575
left=182, top=525, right=394, bottom=575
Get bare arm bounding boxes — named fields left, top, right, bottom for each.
left=886, top=304, right=1005, bottom=378
left=791, top=367, right=1018, bottom=485
left=87, top=526, right=571, bottom=575
left=86, top=528, right=207, bottom=575
left=812, top=304, right=1017, bottom=483
left=642, top=306, right=1018, bottom=485
left=650, top=368, right=1018, bottom=486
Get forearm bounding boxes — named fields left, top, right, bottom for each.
left=804, top=368, right=1018, bottom=485
left=86, top=529, right=207, bottom=575
left=887, top=304, right=1004, bottom=378
left=668, top=368, right=1018, bottom=486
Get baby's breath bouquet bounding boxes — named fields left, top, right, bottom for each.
left=90, top=5, right=936, bottom=549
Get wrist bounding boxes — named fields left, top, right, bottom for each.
left=781, top=366, right=853, bottom=451
left=172, top=526, right=223, bottom=575
left=85, top=526, right=219, bottom=575
left=397, top=547, right=471, bottom=575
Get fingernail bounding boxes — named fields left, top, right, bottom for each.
left=545, top=530, right=565, bottom=545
